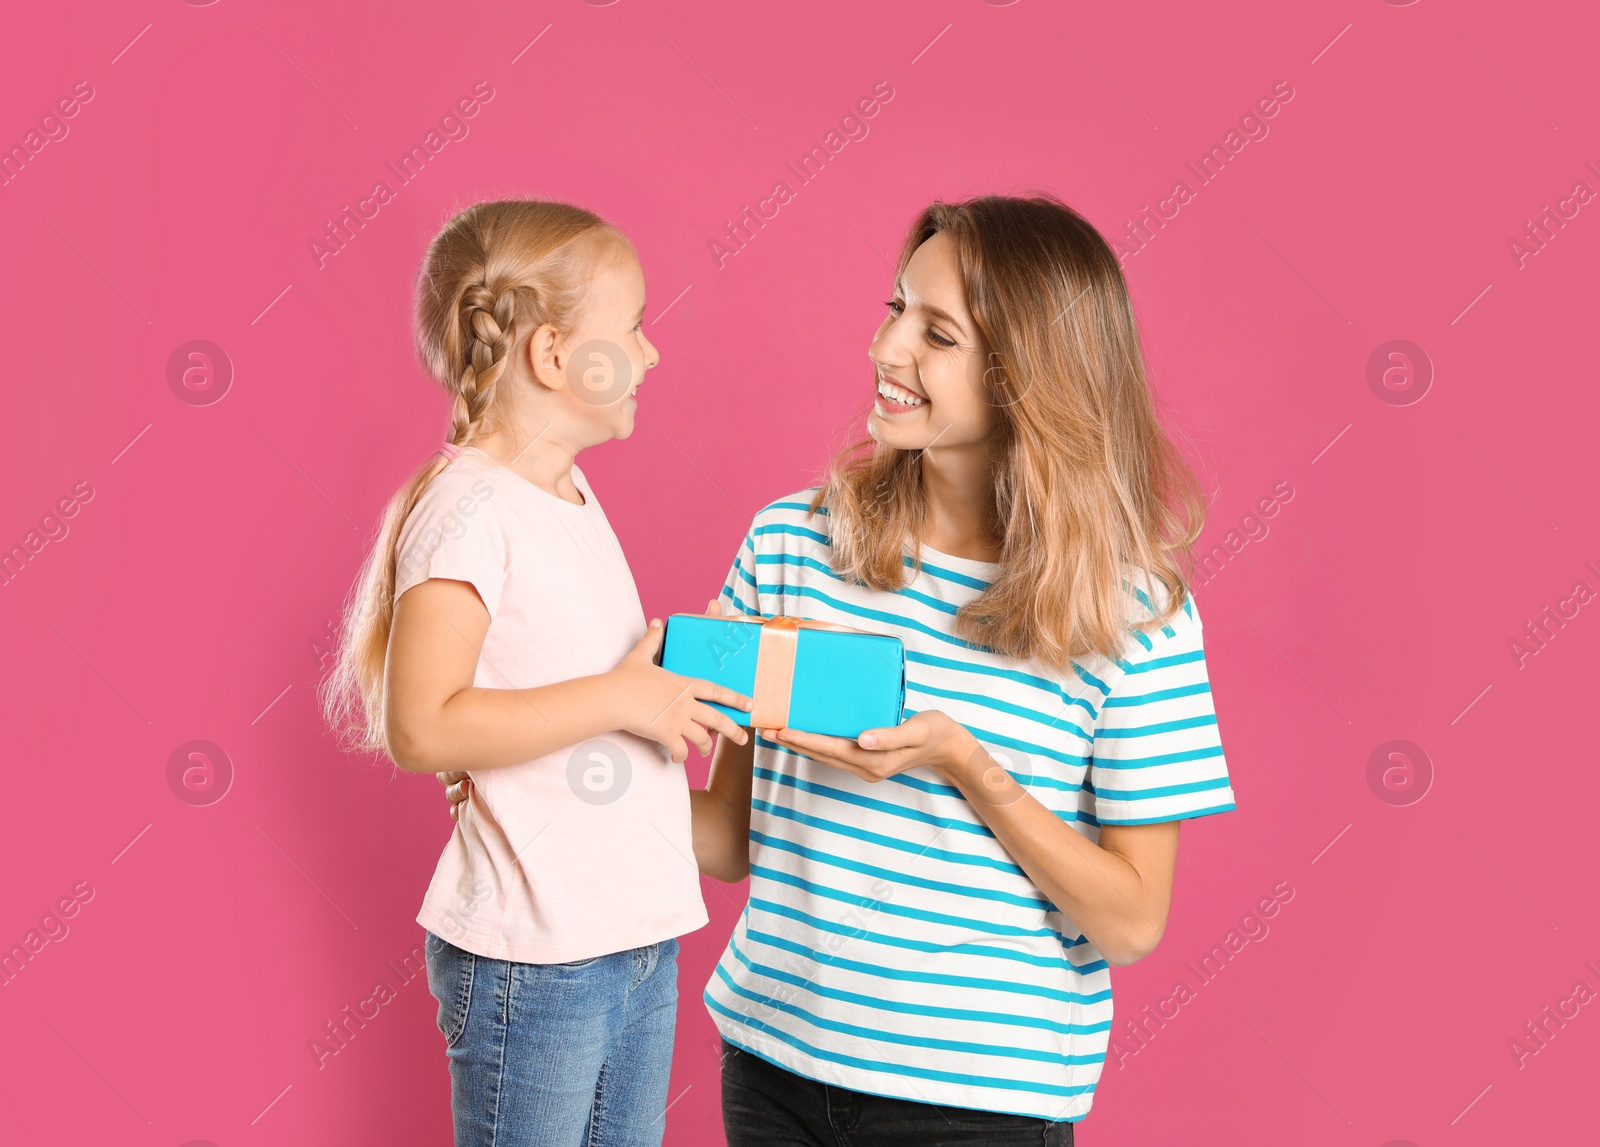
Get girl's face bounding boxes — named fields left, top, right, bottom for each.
left=867, top=231, right=997, bottom=453
left=556, top=247, right=660, bottom=442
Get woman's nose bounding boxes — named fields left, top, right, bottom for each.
left=869, top=348, right=911, bottom=379
left=869, top=318, right=914, bottom=368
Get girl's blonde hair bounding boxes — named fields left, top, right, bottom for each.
left=321, top=199, right=629, bottom=755
left=815, top=194, right=1208, bottom=672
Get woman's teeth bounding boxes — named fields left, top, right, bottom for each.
left=877, top=379, right=926, bottom=407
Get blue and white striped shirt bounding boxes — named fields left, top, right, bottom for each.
left=703, top=492, right=1237, bottom=1122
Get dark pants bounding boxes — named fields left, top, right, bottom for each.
left=719, top=1038, right=1076, bottom=1147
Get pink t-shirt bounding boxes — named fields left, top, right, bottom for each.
left=394, top=446, right=709, bottom=963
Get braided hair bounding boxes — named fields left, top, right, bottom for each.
left=322, top=199, right=628, bottom=756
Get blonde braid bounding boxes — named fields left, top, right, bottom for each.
left=449, top=281, right=520, bottom=447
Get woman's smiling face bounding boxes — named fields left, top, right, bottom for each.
left=867, top=231, right=997, bottom=453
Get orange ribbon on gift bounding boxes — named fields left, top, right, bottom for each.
left=714, top=614, right=863, bottom=730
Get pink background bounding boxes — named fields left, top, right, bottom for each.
left=1, top=1, right=1595, bottom=1144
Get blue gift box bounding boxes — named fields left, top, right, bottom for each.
left=655, top=613, right=906, bottom=739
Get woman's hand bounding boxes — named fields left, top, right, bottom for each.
left=439, top=770, right=471, bottom=819
left=768, top=710, right=981, bottom=785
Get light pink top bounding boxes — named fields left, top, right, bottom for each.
left=394, top=447, right=708, bottom=963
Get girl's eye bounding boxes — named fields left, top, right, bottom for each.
left=883, top=299, right=904, bottom=315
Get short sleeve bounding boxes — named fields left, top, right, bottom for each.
left=1087, top=592, right=1237, bottom=826
left=718, top=522, right=763, bottom=618
left=393, top=470, right=509, bottom=618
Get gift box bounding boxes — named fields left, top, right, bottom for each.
left=655, top=613, right=906, bottom=739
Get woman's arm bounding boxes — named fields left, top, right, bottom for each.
left=771, top=714, right=1179, bottom=966
left=385, top=578, right=750, bottom=773
left=939, top=742, right=1179, bottom=966
left=683, top=594, right=757, bottom=882
left=690, top=730, right=756, bottom=883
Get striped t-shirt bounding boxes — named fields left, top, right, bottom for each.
left=703, top=491, right=1237, bottom=1122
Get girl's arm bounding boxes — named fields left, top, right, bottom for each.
left=690, top=730, right=756, bottom=883
left=385, top=577, right=751, bottom=773
left=431, top=593, right=760, bottom=881
left=440, top=731, right=757, bottom=884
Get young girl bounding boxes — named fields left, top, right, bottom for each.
left=450, top=193, right=1235, bottom=1142
left=321, top=199, right=754, bottom=1147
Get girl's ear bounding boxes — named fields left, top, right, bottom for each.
left=525, top=323, right=566, bottom=393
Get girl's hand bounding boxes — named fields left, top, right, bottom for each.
left=610, top=618, right=753, bottom=765
left=769, top=710, right=980, bottom=785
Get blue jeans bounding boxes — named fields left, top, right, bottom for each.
left=423, top=931, right=680, bottom=1147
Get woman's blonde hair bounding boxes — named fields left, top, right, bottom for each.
left=321, top=199, right=629, bottom=754
left=815, top=194, right=1208, bottom=672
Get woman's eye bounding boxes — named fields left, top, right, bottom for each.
left=883, top=299, right=904, bottom=315
left=927, top=329, right=956, bottom=348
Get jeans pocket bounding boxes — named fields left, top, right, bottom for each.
left=555, top=952, right=606, bottom=968
left=424, top=931, right=474, bottom=1049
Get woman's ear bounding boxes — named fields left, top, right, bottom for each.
left=525, top=323, right=566, bottom=393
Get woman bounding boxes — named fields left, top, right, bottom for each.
left=446, top=193, right=1236, bottom=1144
